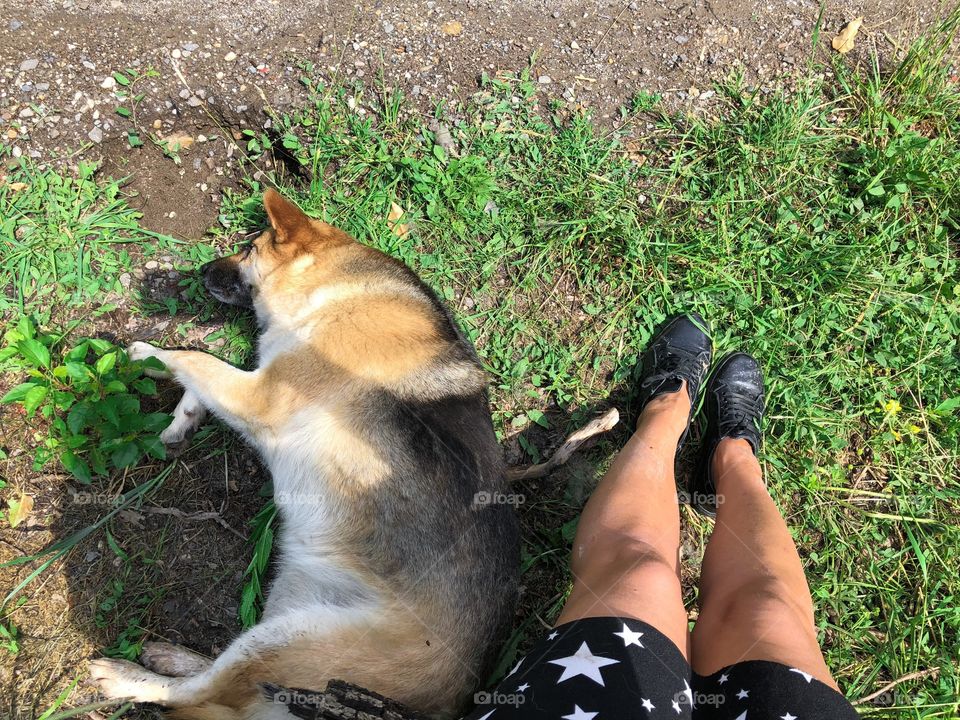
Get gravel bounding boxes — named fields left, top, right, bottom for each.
left=0, top=0, right=948, bottom=240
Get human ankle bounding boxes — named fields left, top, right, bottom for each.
left=712, top=439, right=762, bottom=491
left=635, top=380, right=689, bottom=437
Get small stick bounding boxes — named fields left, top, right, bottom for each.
left=507, top=408, right=620, bottom=481
left=141, top=506, right=246, bottom=540
left=852, top=668, right=939, bottom=705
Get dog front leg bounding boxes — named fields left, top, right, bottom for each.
left=129, top=342, right=266, bottom=438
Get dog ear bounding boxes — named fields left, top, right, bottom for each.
left=263, top=188, right=311, bottom=244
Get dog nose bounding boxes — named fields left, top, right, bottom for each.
left=200, top=260, right=216, bottom=277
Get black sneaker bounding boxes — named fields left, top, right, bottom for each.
left=691, top=352, right=765, bottom=517
left=635, top=312, right=713, bottom=450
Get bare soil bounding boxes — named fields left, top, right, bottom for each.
left=0, top=0, right=953, bottom=717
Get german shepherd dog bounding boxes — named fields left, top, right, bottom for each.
left=89, top=190, right=519, bottom=719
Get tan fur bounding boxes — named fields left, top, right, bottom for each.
left=92, top=189, right=518, bottom=719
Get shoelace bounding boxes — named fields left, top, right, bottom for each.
left=645, top=343, right=705, bottom=381
left=717, top=391, right=763, bottom=433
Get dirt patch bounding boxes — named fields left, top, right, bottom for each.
left=97, top=133, right=222, bottom=241
left=0, top=415, right=270, bottom=718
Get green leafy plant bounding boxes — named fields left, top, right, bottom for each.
left=0, top=618, right=20, bottom=655
left=0, top=160, right=159, bottom=314
left=0, top=319, right=172, bottom=483
left=238, top=499, right=278, bottom=628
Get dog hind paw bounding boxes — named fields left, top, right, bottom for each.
left=87, top=657, right=171, bottom=702
left=140, top=641, right=213, bottom=677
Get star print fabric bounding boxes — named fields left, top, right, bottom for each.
left=464, top=616, right=857, bottom=719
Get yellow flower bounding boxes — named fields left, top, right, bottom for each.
left=908, top=424, right=922, bottom=434
left=883, top=399, right=902, bottom=415
left=891, top=430, right=902, bottom=441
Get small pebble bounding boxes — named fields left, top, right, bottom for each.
left=19, top=58, right=39, bottom=72
left=224, top=51, right=237, bottom=62
left=87, top=127, right=103, bottom=143
left=145, top=260, right=159, bottom=270
left=538, top=75, right=552, bottom=84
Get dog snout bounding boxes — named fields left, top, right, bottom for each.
left=200, top=260, right=217, bottom=281
left=201, top=256, right=251, bottom=306
left=201, top=257, right=234, bottom=287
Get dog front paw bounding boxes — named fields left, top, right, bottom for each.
left=128, top=341, right=160, bottom=361
left=128, top=341, right=171, bottom=379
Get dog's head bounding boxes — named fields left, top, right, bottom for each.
left=202, top=188, right=350, bottom=311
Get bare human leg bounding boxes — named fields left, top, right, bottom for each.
left=691, top=438, right=838, bottom=689
left=556, top=383, right=691, bottom=658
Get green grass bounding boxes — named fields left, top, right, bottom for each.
left=0, top=160, right=177, bottom=317
left=1, top=13, right=959, bottom=720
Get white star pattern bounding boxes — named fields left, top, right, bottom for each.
left=561, top=705, right=598, bottom=720
left=613, top=623, right=645, bottom=648
left=461, top=623, right=851, bottom=720
left=548, top=642, right=620, bottom=686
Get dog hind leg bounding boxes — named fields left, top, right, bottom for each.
left=140, top=642, right=214, bottom=677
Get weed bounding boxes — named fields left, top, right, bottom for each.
left=0, top=616, right=19, bottom=655
left=0, top=318, right=172, bottom=483
left=0, top=160, right=170, bottom=314
left=238, top=499, right=278, bottom=628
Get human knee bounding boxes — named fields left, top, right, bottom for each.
left=706, top=575, right=815, bottom=632
left=573, top=537, right=679, bottom=590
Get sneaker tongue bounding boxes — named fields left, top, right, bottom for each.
left=660, top=376, right=683, bottom=394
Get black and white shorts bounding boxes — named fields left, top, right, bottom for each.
left=465, top=617, right=857, bottom=719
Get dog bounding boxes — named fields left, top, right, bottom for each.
left=89, top=189, right=519, bottom=719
